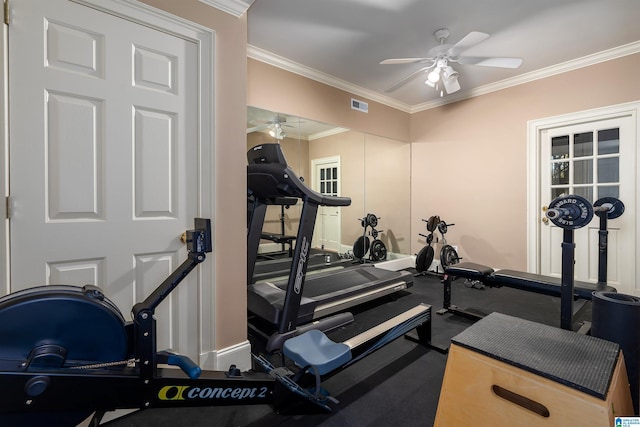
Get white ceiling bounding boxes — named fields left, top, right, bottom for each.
left=247, top=0, right=640, bottom=112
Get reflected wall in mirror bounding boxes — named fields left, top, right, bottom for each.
left=247, top=106, right=410, bottom=259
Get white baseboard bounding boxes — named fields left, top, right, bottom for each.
left=374, top=255, right=416, bottom=271
left=200, top=339, right=252, bottom=371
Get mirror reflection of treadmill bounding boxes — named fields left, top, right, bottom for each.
left=247, top=195, right=352, bottom=281
left=247, top=143, right=413, bottom=351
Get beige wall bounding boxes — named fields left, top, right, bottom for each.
left=410, top=53, right=640, bottom=270
left=140, top=0, right=248, bottom=350
left=248, top=59, right=410, bottom=142
left=364, top=134, right=412, bottom=255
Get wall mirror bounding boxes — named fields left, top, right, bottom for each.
left=247, top=106, right=411, bottom=260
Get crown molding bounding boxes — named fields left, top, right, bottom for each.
left=308, top=127, right=349, bottom=141
left=249, top=40, right=640, bottom=115
left=199, top=0, right=254, bottom=17
left=411, top=40, right=640, bottom=113
left=248, top=45, right=414, bottom=113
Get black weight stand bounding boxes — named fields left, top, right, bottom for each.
left=440, top=227, right=582, bottom=329
left=415, top=216, right=458, bottom=277
left=559, top=227, right=577, bottom=331
left=352, top=213, right=387, bottom=263
left=593, top=196, right=625, bottom=286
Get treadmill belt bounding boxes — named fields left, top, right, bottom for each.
left=276, top=267, right=405, bottom=299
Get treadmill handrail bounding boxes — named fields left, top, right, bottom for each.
left=247, top=144, right=351, bottom=207
left=248, top=164, right=351, bottom=207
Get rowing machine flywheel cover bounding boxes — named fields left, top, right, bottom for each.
left=0, top=285, right=129, bottom=366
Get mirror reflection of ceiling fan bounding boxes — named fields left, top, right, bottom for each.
left=247, top=114, right=295, bottom=139
left=380, top=28, right=523, bottom=97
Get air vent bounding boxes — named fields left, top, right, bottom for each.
left=351, top=98, right=368, bottom=113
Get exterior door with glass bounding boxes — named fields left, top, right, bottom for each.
left=539, top=115, right=635, bottom=294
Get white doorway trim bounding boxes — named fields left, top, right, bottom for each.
left=527, top=101, right=640, bottom=286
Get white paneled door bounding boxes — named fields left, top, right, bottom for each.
left=311, top=156, right=342, bottom=252
left=8, top=0, right=204, bottom=359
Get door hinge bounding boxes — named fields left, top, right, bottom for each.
left=3, top=0, right=8, bottom=26
left=5, top=196, right=10, bottom=219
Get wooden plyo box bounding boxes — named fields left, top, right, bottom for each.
left=434, top=313, right=633, bottom=426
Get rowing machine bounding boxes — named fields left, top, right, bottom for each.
left=0, top=218, right=434, bottom=425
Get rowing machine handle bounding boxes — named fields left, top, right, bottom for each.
left=158, top=350, right=202, bottom=379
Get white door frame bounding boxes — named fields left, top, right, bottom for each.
left=311, top=155, right=342, bottom=252
left=527, top=101, right=639, bottom=288
left=0, top=0, right=216, bottom=352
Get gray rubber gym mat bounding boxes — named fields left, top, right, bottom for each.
left=451, top=312, right=620, bottom=399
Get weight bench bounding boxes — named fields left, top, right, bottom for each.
left=441, top=262, right=616, bottom=332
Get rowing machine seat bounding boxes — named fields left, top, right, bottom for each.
left=283, top=329, right=351, bottom=376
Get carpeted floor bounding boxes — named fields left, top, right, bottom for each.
left=104, top=270, right=592, bottom=427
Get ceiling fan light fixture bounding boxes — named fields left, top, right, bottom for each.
left=443, top=75, right=461, bottom=94
left=381, top=28, right=523, bottom=99
left=442, top=65, right=460, bottom=94
left=443, top=65, right=458, bottom=80
left=427, top=68, right=440, bottom=83
left=269, top=123, right=286, bottom=140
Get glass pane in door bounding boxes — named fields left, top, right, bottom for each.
left=548, top=128, right=620, bottom=203
left=551, top=135, right=569, bottom=159
left=598, top=128, right=619, bottom=155
left=574, top=132, right=593, bottom=157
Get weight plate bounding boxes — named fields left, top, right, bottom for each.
left=366, top=213, right=378, bottom=228
left=437, top=221, right=448, bottom=235
left=426, top=233, right=434, bottom=245
left=440, top=245, right=459, bottom=267
left=593, top=197, right=625, bottom=220
left=416, top=245, right=434, bottom=273
left=370, top=240, right=387, bottom=261
left=426, top=215, right=440, bottom=232
left=353, top=236, right=370, bottom=259
left=546, top=195, right=594, bottom=229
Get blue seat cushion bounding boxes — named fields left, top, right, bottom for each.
left=283, top=329, right=352, bottom=375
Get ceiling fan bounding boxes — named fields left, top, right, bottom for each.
left=380, top=28, right=523, bottom=97
left=247, top=114, right=294, bottom=139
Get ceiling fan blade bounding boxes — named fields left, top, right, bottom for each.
left=246, top=124, right=269, bottom=133
left=447, top=31, right=490, bottom=57
left=384, top=65, right=432, bottom=92
left=380, top=57, right=433, bottom=65
left=458, top=56, right=523, bottom=68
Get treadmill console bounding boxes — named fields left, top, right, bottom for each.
left=248, top=144, right=288, bottom=165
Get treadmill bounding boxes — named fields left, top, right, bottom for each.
left=248, top=195, right=351, bottom=281
left=247, top=143, right=413, bottom=351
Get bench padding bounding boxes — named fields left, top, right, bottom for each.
left=446, top=262, right=616, bottom=300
